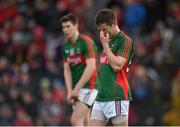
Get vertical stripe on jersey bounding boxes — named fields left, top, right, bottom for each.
left=115, top=63, right=129, bottom=100
left=80, top=35, right=95, bottom=58
left=89, top=71, right=97, bottom=89
left=118, top=34, right=132, bottom=59
left=81, top=34, right=97, bottom=89
left=115, top=31, right=132, bottom=100
left=120, top=31, right=132, bottom=42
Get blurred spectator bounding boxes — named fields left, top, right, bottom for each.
left=20, top=90, right=38, bottom=123
left=7, top=86, right=21, bottom=112
left=46, top=32, right=63, bottom=64
left=0, top=104, right=14, bottom=125
left=123, top=0, right=146, bottom=37
left=52, top=79, right=66, bottom=103
left=163, top=69, right=180, bottom=125
left=0, top=0, right=19, bottom=26
left=168, top=30, right=180, bottom=67
left=129, top=64, right=163, bottom=125
left=13, top=107, right=33, bottom=126
left=143, top=0, right=166, bottom=33
left=38, top=88, right=65, bottom=125
left=27, top=25, right=47, bottom=63
left=166, top=1, right=180, bottom=30
left=18, top=70, right=30, bottom=91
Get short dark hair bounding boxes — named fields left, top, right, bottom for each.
left=95, top=8, right=117, bottom=26
left=59, top=13, right=78, bottom=25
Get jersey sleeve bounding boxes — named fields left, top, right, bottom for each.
left=62, top=45, right=68, bottom=63
left=116, top=38, right=133, bottom=61
left=81, top=35, right=97, bottom=58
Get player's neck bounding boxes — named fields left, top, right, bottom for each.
left=70, top=31, right=79, bottom=44
left=111, top=26, right=120, bottom=39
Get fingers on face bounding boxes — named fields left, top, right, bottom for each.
left=100, top=30, right=104, bottom=38
left=100, top=30, right=109, bottom=40
left=106, top=32, right=109, bottom=38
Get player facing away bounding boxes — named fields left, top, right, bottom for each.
left=89, top=9, right=135, bottom=126
left=60, top=14, right=98, bottom=126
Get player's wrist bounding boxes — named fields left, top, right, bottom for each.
left=74, top=86, right=81, bottom=91
left=67, top=89, right=72, bottom=94
left=103, top=43, right=110, bottom=50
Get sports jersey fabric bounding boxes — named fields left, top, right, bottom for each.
left=96, top=31, right=134, bottom=102
left=62, top=34, right=98, bottom=89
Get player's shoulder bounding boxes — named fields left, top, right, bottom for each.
left=80, top=34, right=93, bottom=40
left=79, top=34, right=94, bottom=44
left=119, top=31, right=132, bottom=42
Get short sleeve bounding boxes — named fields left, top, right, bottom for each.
left=81, top=35, right=97, bottom=58
left=116, top=38, right=133, bottom=60
left=62, top=45, right=68, bottom=62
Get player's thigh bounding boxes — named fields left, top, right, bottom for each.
left=111, top=100, right=129, bottom=126
left=89, top=101, right=108, bottom=126
left=72, top=101, right=89, bottom=119
left=111, top=115, right=128, bottom=126
left=84, top=109, right=90, bottom=125
left=89, top=119, right=107, bottom=126
left=79, top=88, right=98, bottom=106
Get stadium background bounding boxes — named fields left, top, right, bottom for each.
left=0, top=0, right=179, bottom=125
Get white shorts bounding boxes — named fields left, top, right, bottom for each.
left=90, top=100, right=129, bottom=123
left=78, top=88, right=98, bottom=107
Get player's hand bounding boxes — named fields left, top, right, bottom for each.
left=100, top=30, right=110, bottom=45
left=66, top=92, right=74, bottom=104
left=70, top=88, right=80, bottom=103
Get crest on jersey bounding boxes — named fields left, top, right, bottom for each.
left=65, top=50, right=69, bottom=54
left=70, top=48, right=75, bottom=56
left=76, top=48, right=81, bottom=54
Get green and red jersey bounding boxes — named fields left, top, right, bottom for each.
left=62, top=34, right=98, bottom=89
left=96, top=31, right=134, bottom=102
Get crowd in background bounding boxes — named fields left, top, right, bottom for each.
left=0, top=0, right=179, bottom=125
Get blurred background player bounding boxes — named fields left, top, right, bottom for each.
left=60, top=14, right=98, bottom=126
left=90, top=9, right=134, bottom=126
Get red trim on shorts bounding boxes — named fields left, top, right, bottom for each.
left=115, top=101, right=121, bottom=116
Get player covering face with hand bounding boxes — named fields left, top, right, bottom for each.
left=60, top=14, right=98, bottom=126
left=89, top=8, right=135, bottom=126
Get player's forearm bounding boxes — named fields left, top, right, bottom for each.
left=64, top=69, right=73, bottom=93
left=75, top=59, right=96, bottom=90
left=103, top=43, right=125, bottom=71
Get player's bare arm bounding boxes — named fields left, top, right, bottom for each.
left=100, top=31, right=127, bottom=72
left=63, top=62, right=73, bottom=104
left=70, top=58, right=96, bottom=100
